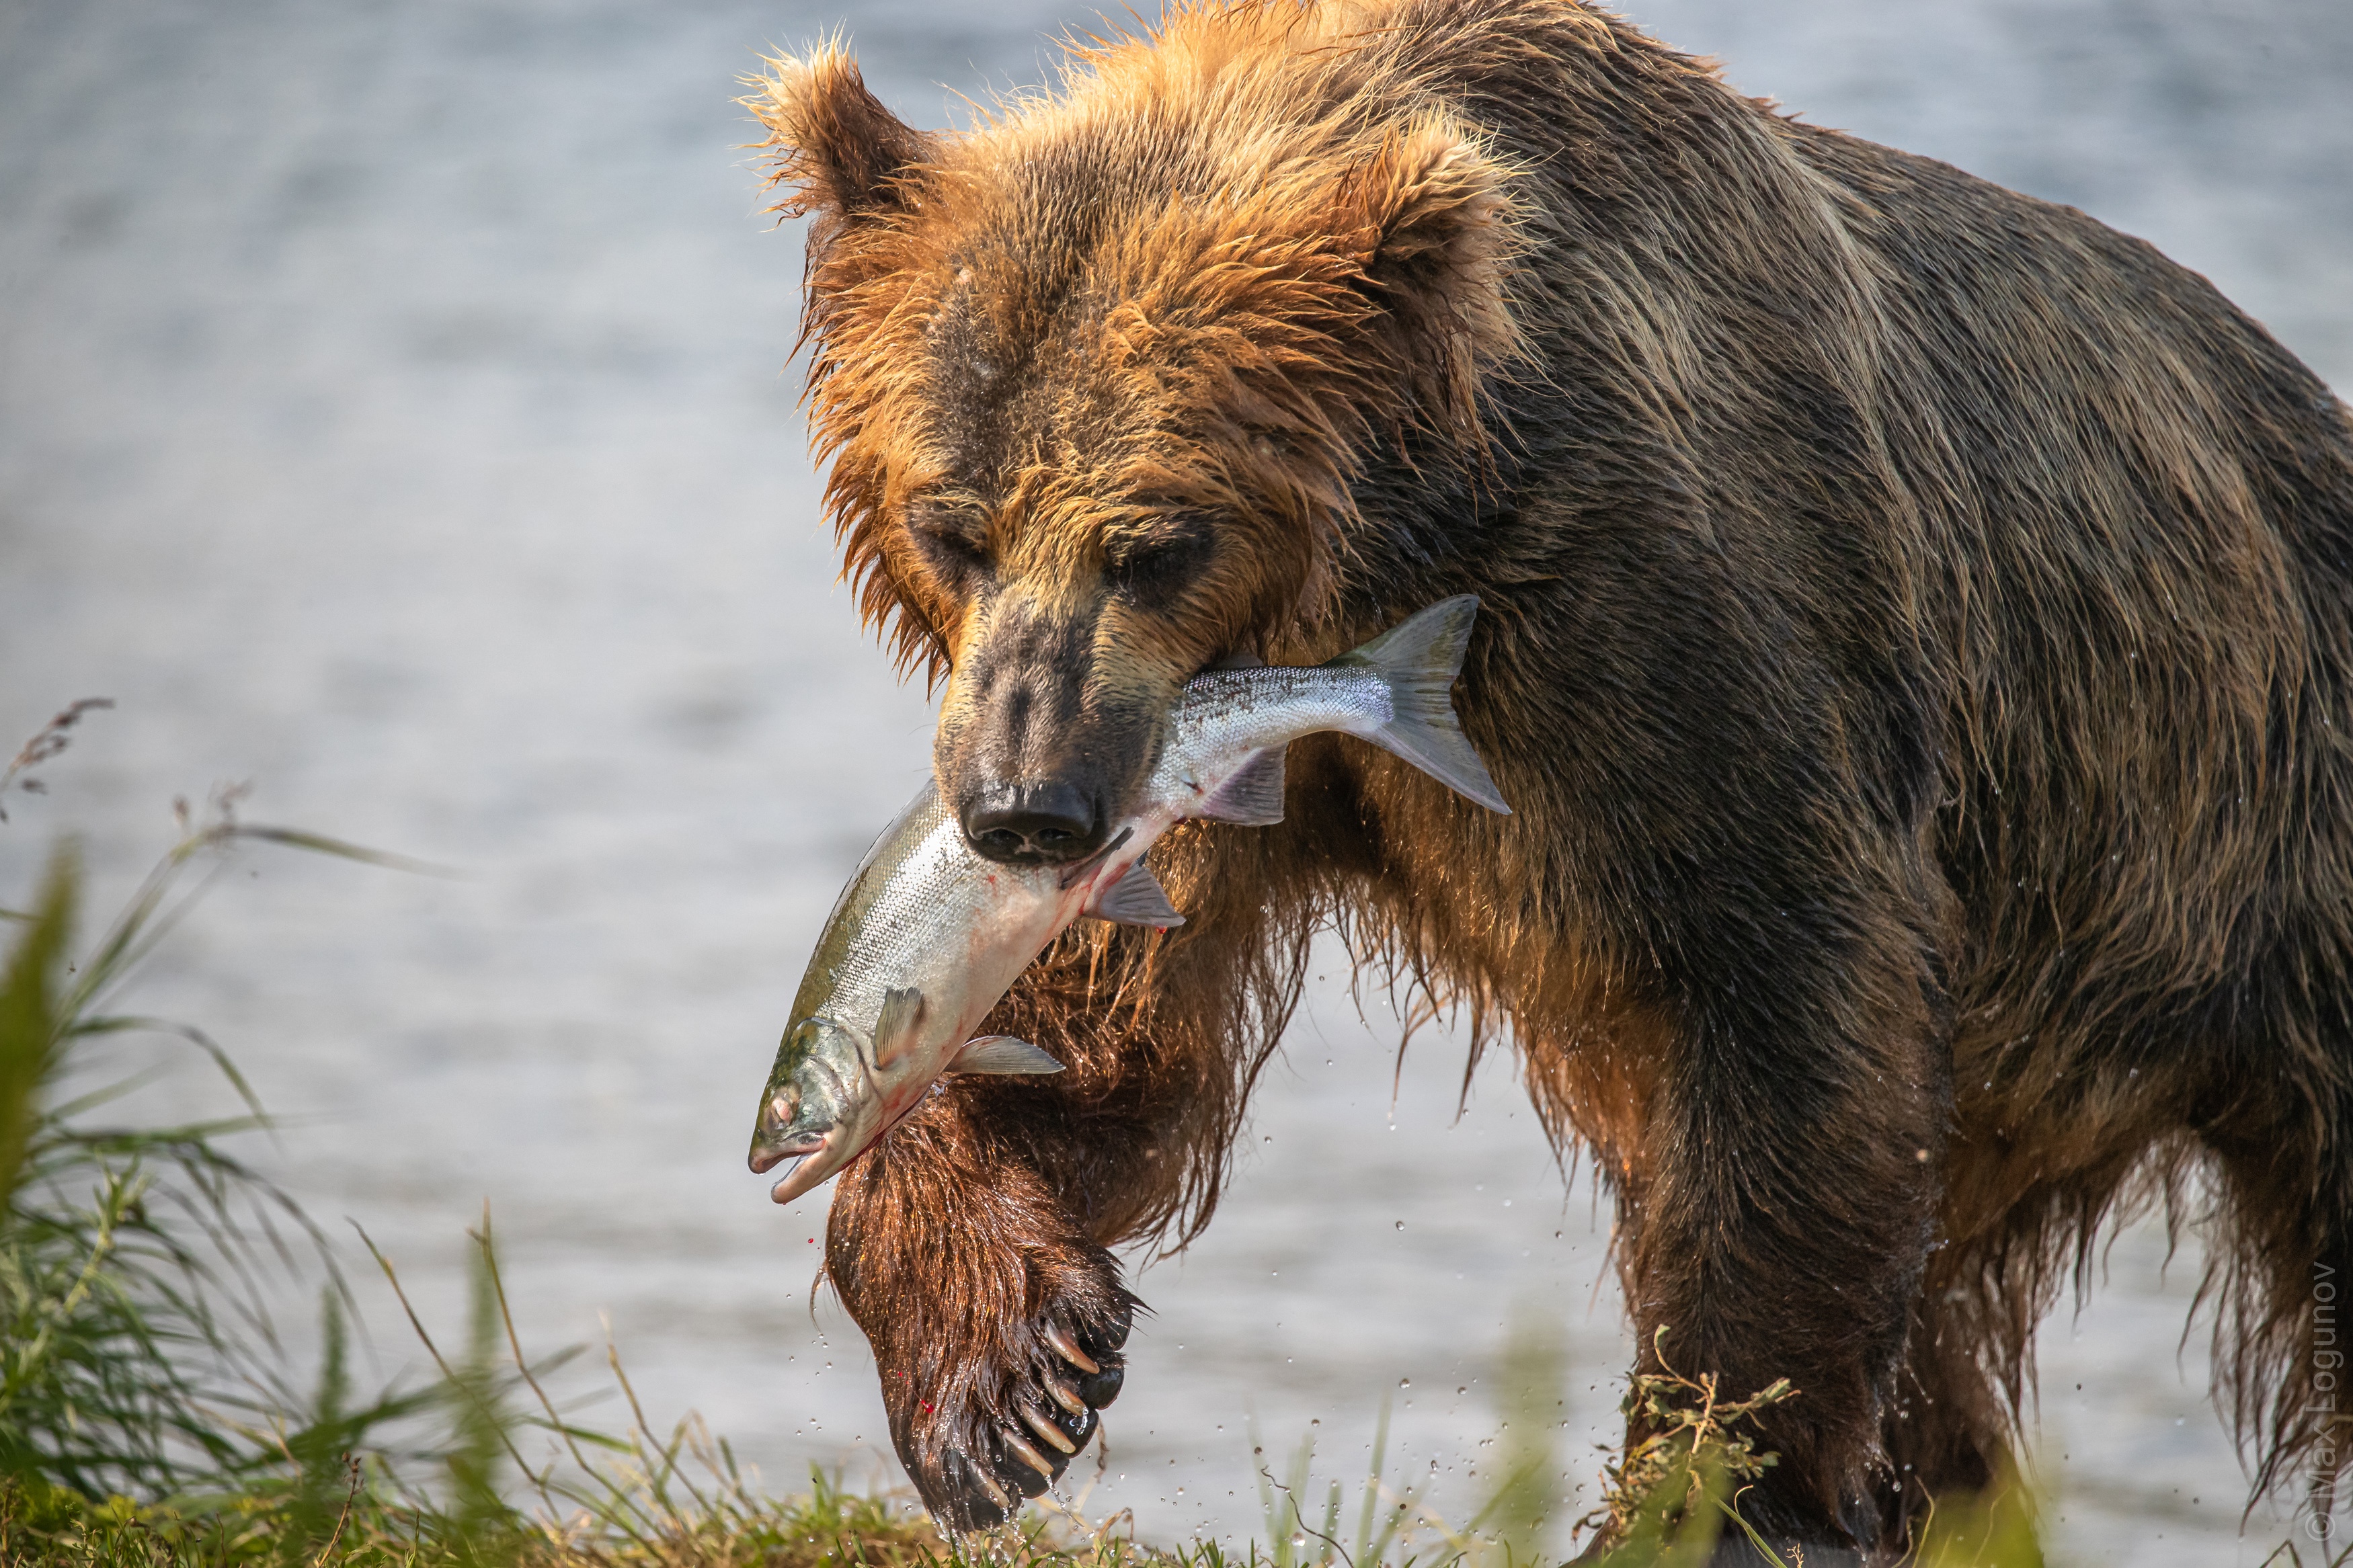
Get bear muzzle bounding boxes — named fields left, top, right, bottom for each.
left=957, top=777, right=1105, bottom=865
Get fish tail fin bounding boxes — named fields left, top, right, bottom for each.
left=1339, top=595, right=1511, bottom=814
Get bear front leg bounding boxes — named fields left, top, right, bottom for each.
left=825, top=1102, right=1139, bottom=1530
left=1616, top=896, right=1951, bottom=1560
left=818, top=822, right=1314, bottom=1530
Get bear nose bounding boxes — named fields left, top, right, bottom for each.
left=961, top=781, right=1103, bottom=866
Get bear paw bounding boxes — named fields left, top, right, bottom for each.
left=918, top=1298, right=1133, bottom=1533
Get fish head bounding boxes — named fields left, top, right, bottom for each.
left=748, top=1014, right=877, bottom=1204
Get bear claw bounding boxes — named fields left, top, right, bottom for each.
left=1045, top=1376, right=1086, bottom=1415
left=1022, top=1405, right=1078, bottom=1453
left=1044, top=1321, right=1099, bottom=1373
left=1004, top=1431, right=1057, bottom=1479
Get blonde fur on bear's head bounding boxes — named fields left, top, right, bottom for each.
left=744, top=1, right=1525, bottom=684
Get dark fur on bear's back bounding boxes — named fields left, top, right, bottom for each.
left=748, top=0, right=2353, bottom=1554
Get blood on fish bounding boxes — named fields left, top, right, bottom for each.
left=746, top=597, right=1506, bottom=1204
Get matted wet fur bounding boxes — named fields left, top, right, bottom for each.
left=746, top=0, right=2353, bottom=1555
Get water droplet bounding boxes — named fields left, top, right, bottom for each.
left=1399, top=1378, right=1411, bottom=1388
left=1394, top=1220, right=1405, bottom=1231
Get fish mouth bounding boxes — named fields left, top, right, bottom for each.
left=766, top=1128, right=849, bottom=1205
left=766, top=1086, right=936, bottom=1204
left=748, top=1125, right=827, bottom=1175
left=749, top=1069, right=834, bottom=1176
left=750, top=1059, right=856, bottom=1202
left=749, top=1080, right=832, bottom=1175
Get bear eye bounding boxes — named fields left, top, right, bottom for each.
left=908, top=505, right=990, bottom=583
left=1105, top=520, right=1213, bottom=610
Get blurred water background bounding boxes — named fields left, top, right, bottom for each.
left=1, top=0, right=2347, bottom=1561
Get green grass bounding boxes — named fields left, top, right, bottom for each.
left=0, top=707, right=2337, bottom=1568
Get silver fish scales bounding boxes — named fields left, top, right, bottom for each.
left=749, top=595, right=1509, bottom=1204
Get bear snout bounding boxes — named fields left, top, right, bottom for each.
left=935, top=594, right=1174, bottom=866
left=959, top=777, right=1103, bottom=866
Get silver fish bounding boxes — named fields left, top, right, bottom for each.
left=748, top=595, right=1509, bottom=1203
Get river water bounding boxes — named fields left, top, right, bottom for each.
left=1, top=1, right=2347, bottom=1561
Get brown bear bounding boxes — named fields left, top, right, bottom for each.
left=746, top=0, right=2353, bottom=1557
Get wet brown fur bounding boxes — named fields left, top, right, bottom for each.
left=749, top=0, right=2353, bottom=1553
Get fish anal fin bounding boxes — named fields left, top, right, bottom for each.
left=951, top=1036, right=1066, bottom=1075
left=1196, top=746, right=1287, bottom=825
left=1087, top=859, right=1185, bottom=927
left=871, top=986, right=926, bottom=1069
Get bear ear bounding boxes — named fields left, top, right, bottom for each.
left=1326, top=118, right=1522, bottom=381
left=744, top=48, right=936, bottom=223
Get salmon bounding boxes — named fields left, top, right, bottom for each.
left=749, top=595, right=1508, bottom=1203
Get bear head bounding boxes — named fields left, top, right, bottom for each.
left=749, top=9, right=1521, bottom=865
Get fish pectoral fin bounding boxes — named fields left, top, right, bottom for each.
left=1086, top=859, right=1185, bottom=928
left=871, top=986, right=927, bottom=1069
left=1195, top=745, right=1287, bottom=826
left=950, top=1036, right=1067, bottom=1075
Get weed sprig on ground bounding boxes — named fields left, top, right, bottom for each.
left=1573, top=1326, right=1792, bottom=1563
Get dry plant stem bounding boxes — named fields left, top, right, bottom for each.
left=0, top=698, right=112, bottom=824
left=473, top=1207, right=666, bottom=1550
left=355, top=1224, right=548, bottom=1509
left=312, top=1457, right=362, bottom=1567
left=605, top=1320, right=723, bottom=1527
left=1256, top=1466, right=1358, bottom=1568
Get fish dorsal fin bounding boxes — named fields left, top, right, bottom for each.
left=951, top=1036, right=1066, bottom=1075
left=1088, top=859, right=1185, bottom=928
left=871, top=986, right=926, bottom=1069
left=1196, top=746, right=1287, bottom=825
